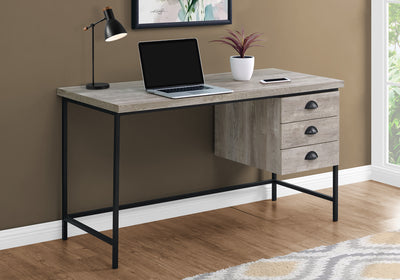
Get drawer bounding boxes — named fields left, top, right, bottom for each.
left=281, top=117, right=339, bottom=149
left=280, top=141, right=339, bottom=175
left=281, top=91, right=339, bottom=123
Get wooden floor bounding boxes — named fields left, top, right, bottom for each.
left=1, top=180, right=400, bottom=279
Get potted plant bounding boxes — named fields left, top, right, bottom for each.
left=211, top=29, right=264, bottom=81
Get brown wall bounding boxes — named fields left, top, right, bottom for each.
left=0, top=0, right=370, bottom=230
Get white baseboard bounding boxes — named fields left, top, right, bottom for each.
left=371, top=165, right=400, bottom=188
left=0, top=165, right=372, bottom=251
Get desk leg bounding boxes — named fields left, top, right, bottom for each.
left=333, top=165, right=338, bottom=222
left=62, top=98, right=68, bottom=240
left=112, top=114, right=120, bottom=269
left=272, top=173, right=277, bottom=201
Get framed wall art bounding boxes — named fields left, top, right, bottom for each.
left=132, top=0, right=232, bottom=29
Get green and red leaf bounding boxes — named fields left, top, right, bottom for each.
left=210, top=28, right=264, bottom=57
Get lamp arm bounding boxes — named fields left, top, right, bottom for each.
left=83, top=17, right=106, bottom=31
left=83, top=17, right=106, bottom=87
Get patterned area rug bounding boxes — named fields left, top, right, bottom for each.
left=184, top=231, right=400, bottom=280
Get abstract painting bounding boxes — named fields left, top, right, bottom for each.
left=132, top=0, right=232, bottom=29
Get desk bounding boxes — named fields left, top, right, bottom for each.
left=57, top=68, right=344, bottom=269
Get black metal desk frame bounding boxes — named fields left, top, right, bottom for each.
left=61, top=89, right=339, bottom=269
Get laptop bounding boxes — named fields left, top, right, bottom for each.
left=138, top=38, right=233, bottom=99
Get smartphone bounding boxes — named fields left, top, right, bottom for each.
left=260, top=77, right=291, bottom=84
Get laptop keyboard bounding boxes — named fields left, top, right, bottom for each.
left=161, top=85, right=210, bottom=93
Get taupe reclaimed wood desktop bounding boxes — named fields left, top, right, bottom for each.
left=57, top=68, right=343, bottom=113
left=57, top=68, right=344, bottom=269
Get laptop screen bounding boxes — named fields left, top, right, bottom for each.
left=139, top=39, right=204, bottom=89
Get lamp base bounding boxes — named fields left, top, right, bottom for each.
left=86, top=82, right=110, bottom=90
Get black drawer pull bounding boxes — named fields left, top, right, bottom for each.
left=305, top=126, right=318, bottom=135
left=305, top=151, right=318, bottom=160
left=305, top=100, right=318, bottom=110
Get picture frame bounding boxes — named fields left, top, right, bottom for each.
left=132, top=0, right=232, bottom=29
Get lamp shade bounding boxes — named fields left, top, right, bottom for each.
left=103, top=7, right=127, bottom=42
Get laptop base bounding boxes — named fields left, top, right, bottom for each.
left=147, top=84, right=233, bottom=99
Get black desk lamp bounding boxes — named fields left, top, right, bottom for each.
left=83, top=6, right=127, bottom=90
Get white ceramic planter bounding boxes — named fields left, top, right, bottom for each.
left=230, top=56, right=255, bottom=81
